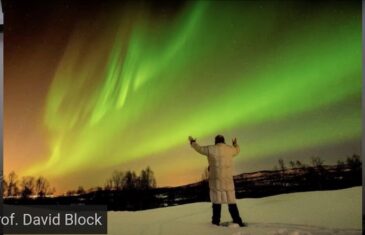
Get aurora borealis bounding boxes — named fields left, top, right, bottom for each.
left=5, top=0, right=361, bottom=193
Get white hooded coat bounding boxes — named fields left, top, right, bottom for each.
left=191, top=142, right=240, bottom=204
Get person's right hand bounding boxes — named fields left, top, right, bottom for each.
left=188, top=136, right=196, bottom=144
left=232, top=138, right=238, bottom=146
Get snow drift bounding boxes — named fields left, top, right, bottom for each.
left=108, top=187, right=361, bottom=235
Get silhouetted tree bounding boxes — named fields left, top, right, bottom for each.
left=346, top=154, right=361, bottom=172
left=106, top=170, right=125, bottom=190
left=35, top=176, right=51, bottom=197
left=278, top=159, right=286, bottom=172
left=95, top=186, right=103, bottom=192
left=295, top=160, right=304, bottom=169
left=139, top=167, right=156, bottom=190
left=104, top=179, right=113, bottom=191
left=76, top=186, right=86, bottom=195
left=346, top=154, right=361, bottom=184
left=7, top=171, right=19, bottom=197
left=66, top=190, right=76, bottom=196
left=20, top=176, right=35, bottom=198
left=123, top=171, right=138, bottom=190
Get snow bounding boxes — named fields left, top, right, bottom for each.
left=107, top=187, right=361, bottom=235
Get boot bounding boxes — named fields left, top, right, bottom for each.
left=228, top=204, right=246, bottom=227
left=211, top=203, right=221, bottom=226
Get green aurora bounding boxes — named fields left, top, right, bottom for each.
left=16, top=1, right=361, bottom=189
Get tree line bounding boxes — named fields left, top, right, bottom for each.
left=3, top=155, right=361, bottom=211
left=3, top=166, right=157, bottom=198
left=65, top=166, right=157, bottom=196
left=273, top=154, right=361, bottom=173
left=105, top=167, right=156, bottom=191
left=3, top=154, right=361, bottom=200
left=2, top=172, right=54, bottom=198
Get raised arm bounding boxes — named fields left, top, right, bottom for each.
left=231, top=137, right=240, bottom=157
left=189, top=136, right=209, bottom=156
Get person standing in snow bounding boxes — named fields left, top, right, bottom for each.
left=188, top=135, right=246, bottom=227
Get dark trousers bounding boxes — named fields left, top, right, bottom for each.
left=212, top=203, right=243, bottom=225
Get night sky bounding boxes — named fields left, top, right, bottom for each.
left=5, top=0, right=361, bottom=193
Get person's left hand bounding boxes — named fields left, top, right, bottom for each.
left=232, top=138, right=238, bottom=146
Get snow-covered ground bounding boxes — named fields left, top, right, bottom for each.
left=108, top=187, right=361, bottom=235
